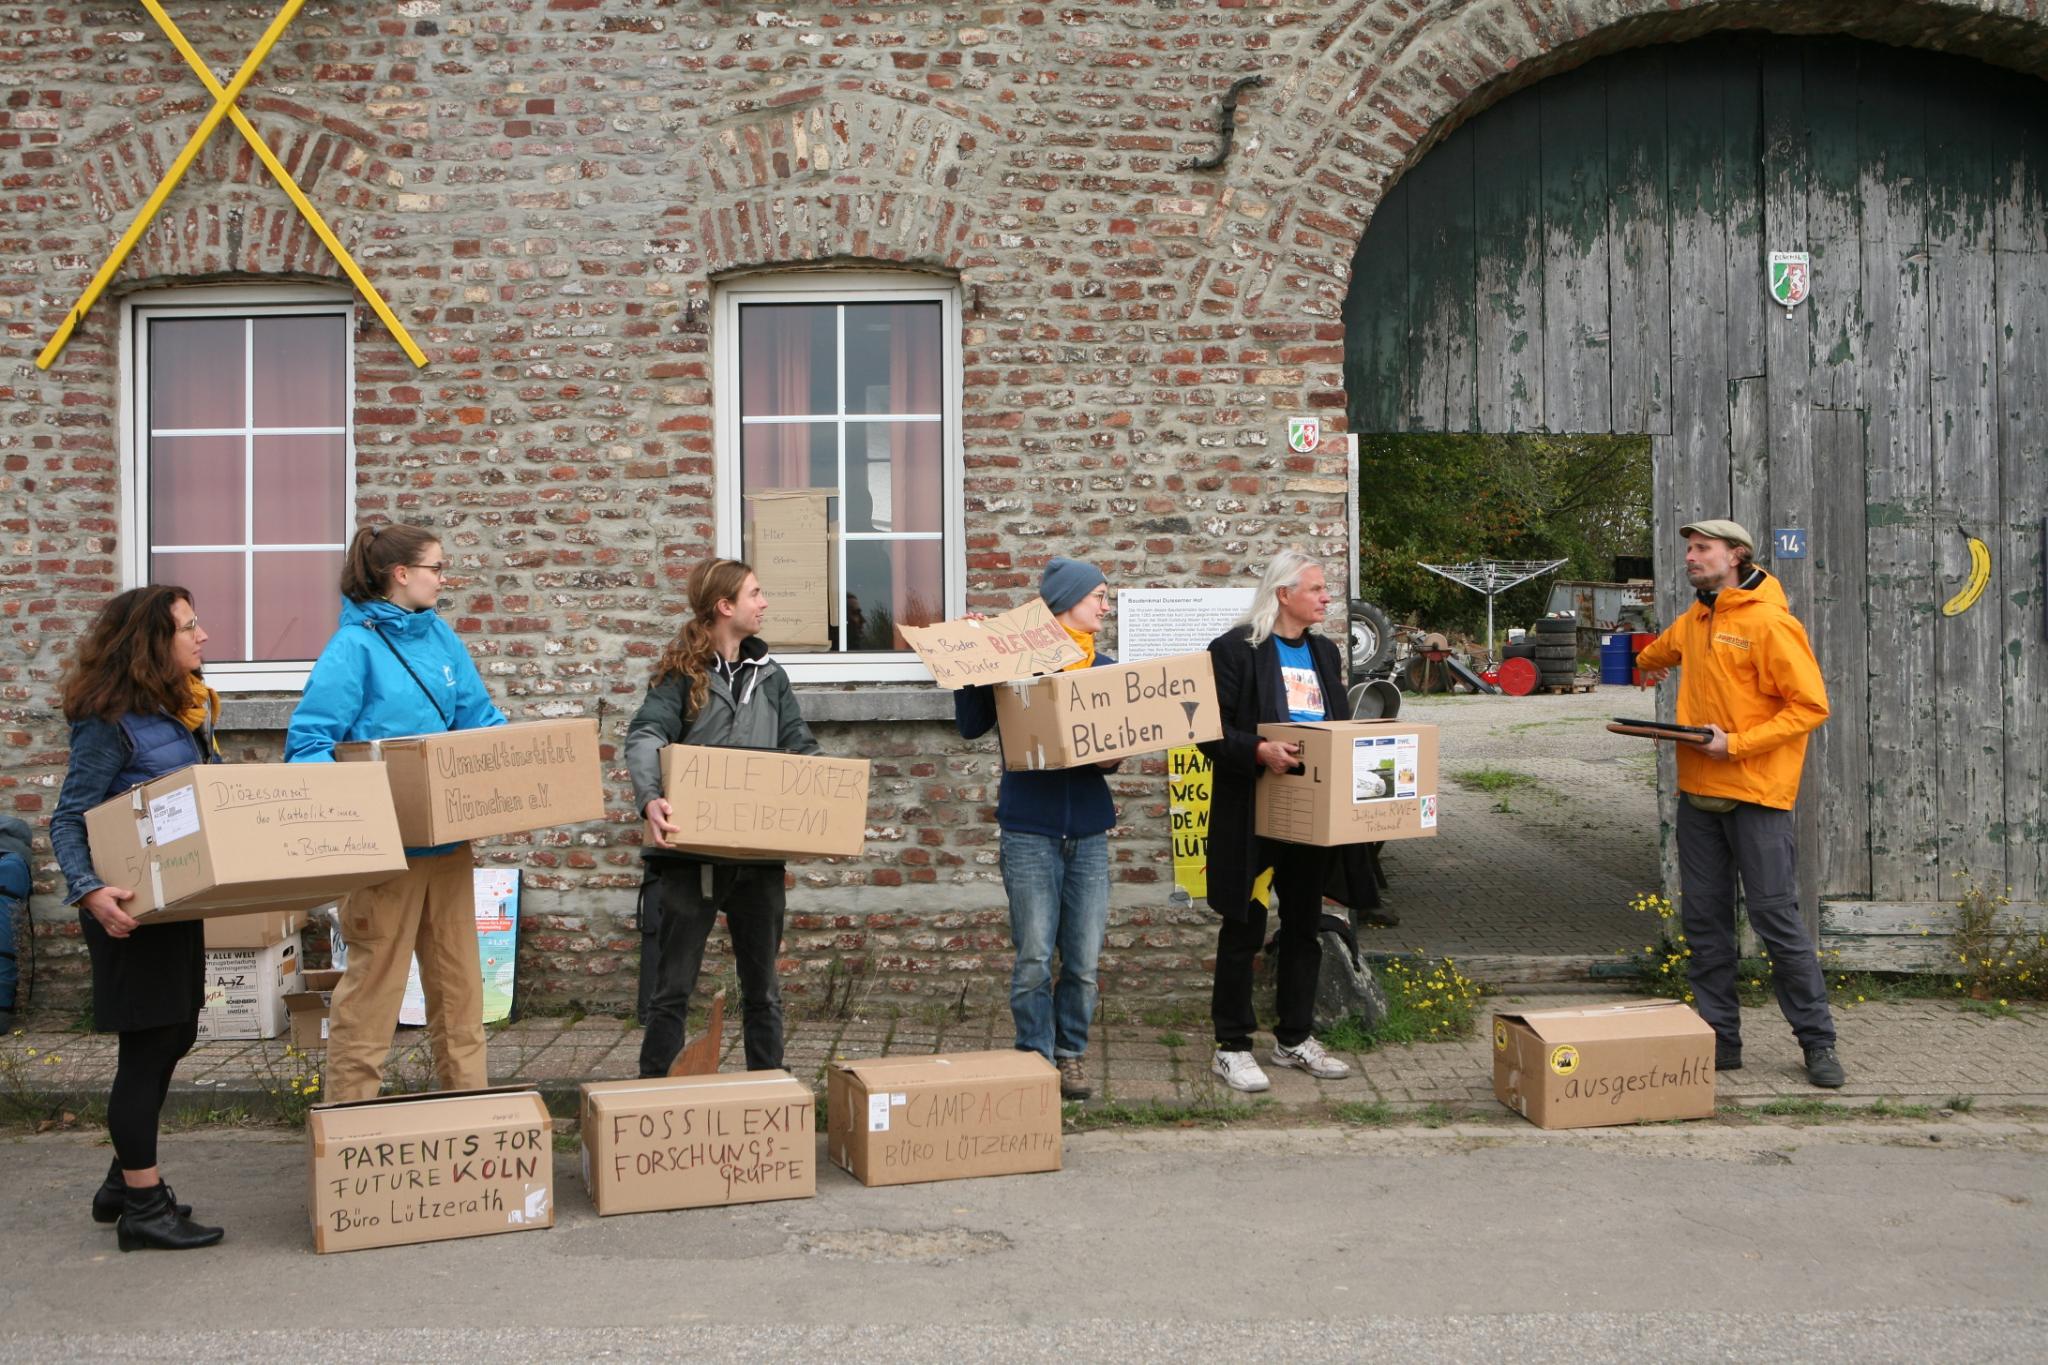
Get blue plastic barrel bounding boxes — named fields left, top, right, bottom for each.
left=1599, top=633, right=1634, bottom=685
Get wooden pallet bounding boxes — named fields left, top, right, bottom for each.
left=1536, top=680, right=1597, bottom=695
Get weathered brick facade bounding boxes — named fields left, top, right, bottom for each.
left=6, top=0, right=2046, bottom=1015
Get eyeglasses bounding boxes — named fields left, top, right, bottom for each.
left=409, top=562, right=450, bottom=575
left=174, top=618, right=203, bottom=635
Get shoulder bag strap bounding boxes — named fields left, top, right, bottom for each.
left=366, top=623, right=454, bottom=730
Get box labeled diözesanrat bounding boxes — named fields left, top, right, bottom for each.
left=657, top=745, right=870, bottom=860
left=83, top=763, right=407, bottom=927
left=1492, top=999, right=1715, bottom=1130
left=827, top=1051, right=1061, bottom=1187
left=306, top=1085, right=553, bottom=1254
left=579, top=1072, right=815, bottom=1215
left=285, top=969, right=345, bottom=1051
left=992, top=652, right=1222, bottom=771
left=334, top=718, right=605, bottom=848
left=1253, top=720, right=1441, bottom=846
left=195, top=937, right=302, bottom=1042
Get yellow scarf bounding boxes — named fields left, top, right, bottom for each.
left=177, top=675, right=223, bottom=757
left=1060, top=621, right=1096, bottom=671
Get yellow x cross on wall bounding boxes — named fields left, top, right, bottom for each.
left=37, top=0, right=426, bottom=369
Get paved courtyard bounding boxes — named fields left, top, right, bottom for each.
left=1366, top=685, right=1662, bottom=967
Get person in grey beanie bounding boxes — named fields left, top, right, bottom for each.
left=954, top=556, right=1120, bottom=1099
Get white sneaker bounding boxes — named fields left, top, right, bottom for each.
left=1271, top=1036, right=1351, bottom=1080
left=1212, top=1048, right=1271, bottom=1093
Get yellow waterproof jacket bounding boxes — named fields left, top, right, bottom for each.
left=1635, top=567, right=1829, bottom=810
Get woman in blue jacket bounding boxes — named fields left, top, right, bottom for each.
left=50, top=586, right=225, bottom=1251
left=286, top=524, right=507, bottom=1103
left=954, top=557, right=1120, bottom=1100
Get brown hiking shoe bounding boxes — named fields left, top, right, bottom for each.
left=1057, top=1055, right=1091, bottom=1100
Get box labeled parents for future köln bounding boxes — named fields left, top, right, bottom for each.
left=1492, top=999, right=1715, bottom=1129
left=307, top=1085, right=553, bottom=1253
left=992, top=652, right=1222, bottom=771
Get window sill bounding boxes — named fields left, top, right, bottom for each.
left=218, top=687, right=955, bottom=733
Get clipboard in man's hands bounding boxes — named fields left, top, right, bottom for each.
left=1607, top=717, right=1713, bottom=744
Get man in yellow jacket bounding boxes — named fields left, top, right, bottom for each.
left=1637, top=520, right=1845, bottom=1088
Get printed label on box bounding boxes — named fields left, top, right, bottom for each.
left=868, top=1093, right=892, bottom=1132
left=148, top=786, right=201, bottom=844
left=1420, top=794, right=1438, bottom=829
left=1351, top=735, right=1418, bottom=803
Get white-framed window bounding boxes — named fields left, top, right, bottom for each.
left=714, top=271, right=964, bottom=683
left=121, top=286, right=356, bottom=692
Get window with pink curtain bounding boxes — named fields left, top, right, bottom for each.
left=738, top=298, right=946, bottom=652
left=143, top=309, right=351, bottom=665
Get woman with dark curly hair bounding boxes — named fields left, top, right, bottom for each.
left=49, top=585, right=226, bottom=1251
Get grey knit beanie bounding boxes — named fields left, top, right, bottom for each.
left=1039, top=556, right=1107, bottom=615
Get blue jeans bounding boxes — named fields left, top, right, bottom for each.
left=1000, top=831, right=1109, bottom=1062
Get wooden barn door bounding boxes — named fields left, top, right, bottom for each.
left=1344, top=35, right=2048, bottom=933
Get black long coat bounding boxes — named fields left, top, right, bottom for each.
left=1197, top=624, right=1381, bottom=922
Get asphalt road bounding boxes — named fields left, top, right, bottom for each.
left=2, top=1120, right=2042, bottom=1363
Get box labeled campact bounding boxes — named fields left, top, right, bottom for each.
left=992, top=652, right=1221, bottom=771
left=285, top=969, right=345, bottom=1051
left=827, top=1051, right=1062, bottom=1187
left=84, top=763, right=407, bottom=927
left=657, top=745, right=870, bottom=860
left=579, top=1072, right=815, bottom=1215
left=306, top=1086, right=554, bottom=1253
left=203, top=908, right=313, bottom=951
left=195, top=938, right=302, bottom=1042
left=334, top=718, right=606, bottom=847
left=1492, top=999, right=1715, bottom=1130
left=1254, top=720, right=1440, bottom=846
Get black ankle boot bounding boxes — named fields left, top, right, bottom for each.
left=115, top=1182, right=222, bottom=1252
left=93, top=1160, right=191, bottom=1225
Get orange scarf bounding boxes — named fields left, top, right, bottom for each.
left=177, top=675, right=223, bottom=757
left=1060, top=621, right=1097, bottom=671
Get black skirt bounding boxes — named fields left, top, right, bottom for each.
left=79, top=908, right=204, bottom=1034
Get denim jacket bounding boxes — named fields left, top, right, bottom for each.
left=50, top=711, right=217, bottom=906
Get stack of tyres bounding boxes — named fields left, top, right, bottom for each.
left=1530, top=617, right=1579, bottom=689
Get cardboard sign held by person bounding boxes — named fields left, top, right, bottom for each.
left=902, top=600, right=1084, bottom=689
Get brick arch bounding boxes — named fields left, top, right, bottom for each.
left=1250, top=0, right=2048, bottom=327
left=71, top=96, right=408, bottom=285
left=677, top=81, right=1015, bottom=278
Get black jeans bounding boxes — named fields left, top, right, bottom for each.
left=108, top=1018, right=198, bottom=1170
left=1212, top=840, right=1331, bottom=1052
left=1676, top=798, right=1836, bottom=1051
left=637, top=859, right=786, bottom=1077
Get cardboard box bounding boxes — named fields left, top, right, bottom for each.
left=203, top=908, right=314, bottom=950
left=1492, top=999, right=1715, bottom=1130
left=992, top=651, right=1222, bottom=771
left=335, top=718, right=605, bottom=847
left=1253, top=720, right=1441, bottom=845
left=657, top=745, right=870, bottom=860
left=579, top=1072, right=815, bottom=1215
left=746, top=488, right=832, bottom=649
left=84, top=762, right=407, bottom=926
left=285, top=969, right=346, bottom=1051
left=307, top=1085, right=554, bottom=1254
left=196, top=938, right=303, bottom=1041
left=827, top=1050, right=1062, bottom=1187
left=901, top=599, right=1084, bottom=689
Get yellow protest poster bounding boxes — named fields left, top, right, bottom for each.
left=1168, top=745, right=1212, bottom=901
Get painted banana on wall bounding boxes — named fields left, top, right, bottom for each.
left=1940, top=526, right=1992, bottom=617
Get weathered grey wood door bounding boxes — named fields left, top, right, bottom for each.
left=1345, top=36, right=2047, bottom=919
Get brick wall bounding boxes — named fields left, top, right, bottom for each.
left=5, top=0, right=2045, bottom=1015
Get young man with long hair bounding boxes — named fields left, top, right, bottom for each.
left=625, top=557, right=820, bottom=1077
left=50, top=585, right=227, bottom=1250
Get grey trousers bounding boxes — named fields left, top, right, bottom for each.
left=1675, top=798, right=1836, bottom=1052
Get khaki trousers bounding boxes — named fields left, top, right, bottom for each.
left=324, top=844, right=488, bottom=1104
